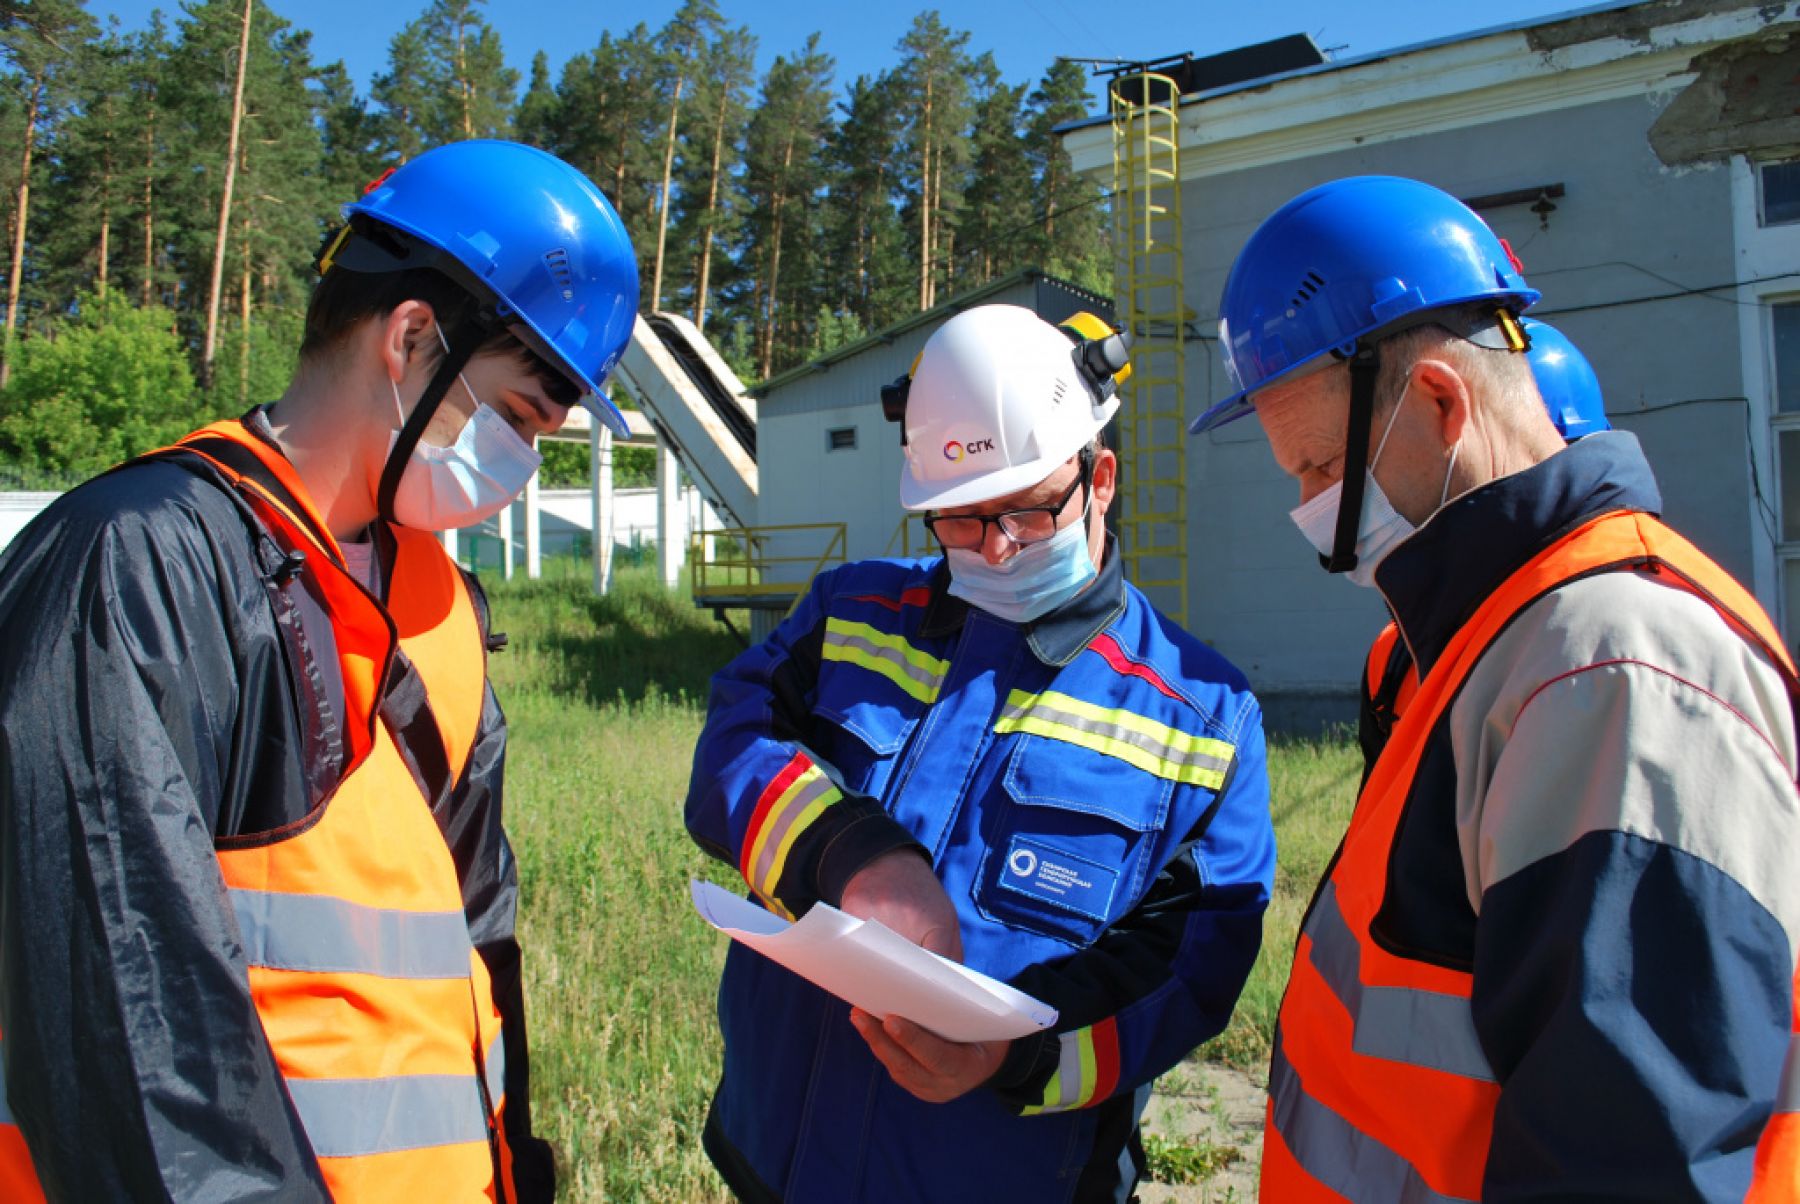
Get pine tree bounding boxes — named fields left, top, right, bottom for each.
left=673, top=22, right=753, bottom=329
left=0, top=0, right=95, bottom=385
left=546, top=26, right=662, bottom=264
left=512, top=50, right=558, bottom=149
left=36, top=23, right=132, bottom=307
left=647, top=0, right=721, bottom=312
left=959, top=53, right=1034, bottom=287
left=741, top=34, right=833, bottom=378
left=1027, top=58, right=1108, bottom=292
left=894, top=12, right=972, bottom=311
left=124, top=15, right=176, bottom=310
left=370, top=21, right=431, bottom=161
left=372, top=0, right=516, bottom=156
left=822, top=72, right=909, bottom=333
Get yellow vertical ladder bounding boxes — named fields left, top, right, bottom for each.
left=1110, top=70, right=1188, bottom=627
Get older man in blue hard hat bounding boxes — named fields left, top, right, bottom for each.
left=1192, top=175, right=1800, bottom=1201
left=1358, top=317, right=1614, bottom=765
left=685, top=304, right=1276, bottom=1203
left=0, top=141, right=639, bottom=1202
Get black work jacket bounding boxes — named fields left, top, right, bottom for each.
left=0, top=413, right=552, bottom=1201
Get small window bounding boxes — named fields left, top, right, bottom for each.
left=1761, top=160, right=1800, bottom=227
left=827, top=426, right=857, bottom=451
left=1777, top=302, right=1800, bottom=414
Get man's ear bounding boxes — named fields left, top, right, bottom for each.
left=1090, top=446, right=1118, bottom=515
left=1413, top=358, right=1472, bottom=449
left=378, top=299, right=437, bottom=385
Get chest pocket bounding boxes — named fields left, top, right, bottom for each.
left=809, top=617, right=943, bottom=799
left=974, top=689, right=1234, bottom=947
left=976, top=733, right=1172, bottom=948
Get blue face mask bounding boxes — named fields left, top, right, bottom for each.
left=945, top=509, right=1097, bottom=624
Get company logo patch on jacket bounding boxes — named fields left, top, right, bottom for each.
left=999, top=836, right=1119, bottom=920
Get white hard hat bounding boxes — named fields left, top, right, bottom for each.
left=898, top=305, right=1125, bottom=511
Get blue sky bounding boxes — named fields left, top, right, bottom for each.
left=86, top=0, right=1598, bottom=110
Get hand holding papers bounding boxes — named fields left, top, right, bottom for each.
left=690, top=879, right=1057, bottom=1043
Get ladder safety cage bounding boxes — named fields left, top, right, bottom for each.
left=1110, top=69, right=1188, bottom=627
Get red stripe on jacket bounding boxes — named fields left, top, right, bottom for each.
left=1086, top=633, right=1184, bottom=702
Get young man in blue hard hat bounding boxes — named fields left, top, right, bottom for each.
left=1191, top=175, right=1799, bottom=1200
left=684, top=304, right=1276, bottom=1202
left=0, top=140, right=639, bottom=1202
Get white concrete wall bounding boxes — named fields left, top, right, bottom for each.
left=2, top=487, right=722, bottom=574
left=457, top=485, right=720, bottom=574
left=0, top=493, right=59, bottom=553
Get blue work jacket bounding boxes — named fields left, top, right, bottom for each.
left=685, top=542, right=1275, bottom=1203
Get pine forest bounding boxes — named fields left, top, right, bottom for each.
left=0, top=0, right=1113, bottom=486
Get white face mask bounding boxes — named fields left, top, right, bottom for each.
left=1289, top=385, right=1460, bottom=589
left=945, top=504, right=1097, bottom=624
left=387, top=327, right=542, bottom=530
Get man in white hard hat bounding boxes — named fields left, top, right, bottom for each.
left=684, top=304, right=1276, bottom=1203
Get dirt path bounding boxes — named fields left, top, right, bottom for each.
left=1135, top=1060, right=1267, bottom=1202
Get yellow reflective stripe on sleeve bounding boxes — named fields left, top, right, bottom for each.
left=822, top=617, right=948, bottom=704
left=745, top=765, right=841, bottom=903
left=995, top=690, right=1235, bottom=789
left=1019, top=1018, right=1121, bottom=1115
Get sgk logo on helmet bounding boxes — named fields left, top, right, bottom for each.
left=942, top=436, right=996, bottom=463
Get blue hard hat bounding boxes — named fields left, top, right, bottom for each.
left=1192, top=176, right=1540, bottom=433
left=338, top=139, right=640, bottom=436
left=1522, top=318, right=1609, bottom=441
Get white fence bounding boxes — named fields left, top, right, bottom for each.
left=0, top=486, right=720, bottom=573
left=0, top=493, right=59, bottom=553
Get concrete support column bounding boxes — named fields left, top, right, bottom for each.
left=498, top=499, right=515, bottom=581
left=524, top=468, right=542, bottom=579
left=590, top=421, right=615, bottom=596
left=657, top=440, right=682, bottom=589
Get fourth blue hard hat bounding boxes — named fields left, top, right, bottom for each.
left=1192, top=176, right=1540, bottom=433
left=331, top=139, right=640, bottom=436
left=1523, top=318, right=1610, bottom=441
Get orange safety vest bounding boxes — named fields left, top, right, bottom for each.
left=1362, top=620, right=1417, bottom=728
left=1268, top=508, right=1800, bottom=1202
left=0, top=419, right=517, bottom=1201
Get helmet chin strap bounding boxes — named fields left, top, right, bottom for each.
left=1325, top=344, right=1380, bottom=573
left=377, top=315, right=494, bottom=525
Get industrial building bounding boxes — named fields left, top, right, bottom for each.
left=1044, top=0, right=1800, bottom=725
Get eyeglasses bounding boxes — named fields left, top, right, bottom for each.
left=923, top=451, right=1091, bottom=551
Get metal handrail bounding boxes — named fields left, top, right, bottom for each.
left=884, top=514, right=934, bottom=558
left=690, top=522, right=848, bottom=615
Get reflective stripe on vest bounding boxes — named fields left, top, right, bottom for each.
left=1305, top=882, right=1494, bottom=1082
left=1778, top=1039, right=1800, bottom=1115
left=0, top=421, right=516, bottom=1202
left=1267, top=508, right=1800, bottom=1203
left=286, top=1037, right=507, bottom=1159
left=1268, top=1039, right=1476, bottom=1204
left=232, top=889, right=477, bottom=979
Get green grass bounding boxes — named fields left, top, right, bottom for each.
left=482, top=560, right=1360, bottom=1200
left=1143, top=1132, right=1244, bottom=1184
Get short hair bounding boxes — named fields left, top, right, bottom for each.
left=297, top=266, right=516, bottom=371
left=1371, top=303, right=1536, bottom=416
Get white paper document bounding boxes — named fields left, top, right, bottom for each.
left=689, top=879, right=1058, bottom=1043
